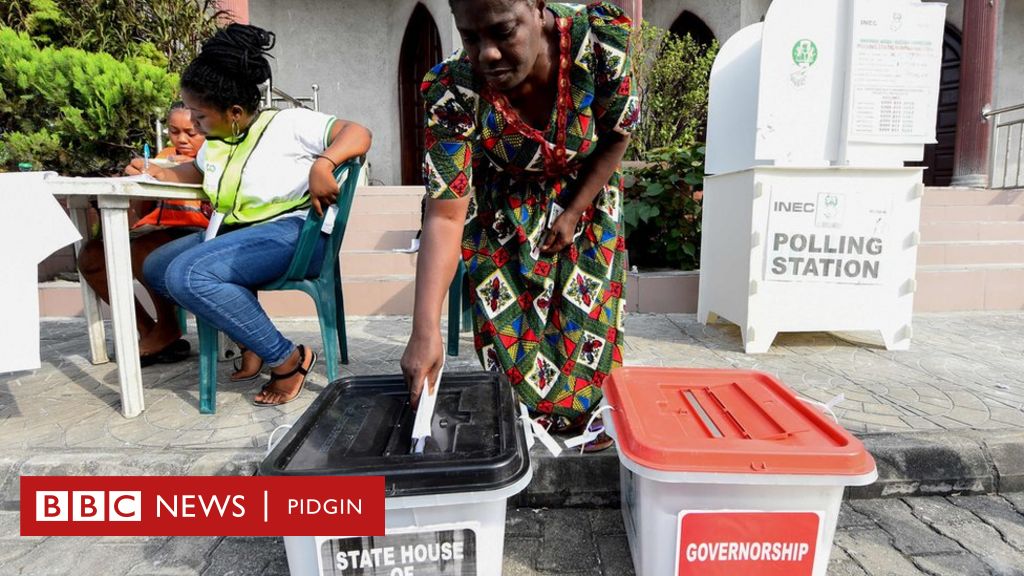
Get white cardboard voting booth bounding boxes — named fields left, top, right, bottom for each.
left=698, top=0, right=946, bottom=353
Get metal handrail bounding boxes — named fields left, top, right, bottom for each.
left=263, top=80, right=320, bottom=112
left=984, top=101, right=1024, bottom=189
left=153, top=82, right=321, bottom=150
left=984, top=102, right=1024, bottom=118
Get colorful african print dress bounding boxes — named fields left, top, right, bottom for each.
left=421, top=2, right=639, bottom=420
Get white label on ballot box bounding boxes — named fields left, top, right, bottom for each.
left=317, top=524, right=478, bottom=576
left=764, top=186, right=893, bottom=285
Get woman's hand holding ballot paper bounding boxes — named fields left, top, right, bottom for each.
left=410, top=342, right=445, bottom=454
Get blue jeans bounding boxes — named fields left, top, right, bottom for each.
left=143, top=216, right=326, bottom=367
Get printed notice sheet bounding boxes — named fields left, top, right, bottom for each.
left=847, top=0, right=946, bottom=144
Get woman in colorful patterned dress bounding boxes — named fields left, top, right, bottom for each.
left=401, top=0, right=639, bottom=442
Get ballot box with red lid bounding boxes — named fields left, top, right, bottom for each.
left=601, top=367, right=877, bottom=576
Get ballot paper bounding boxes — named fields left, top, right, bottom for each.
left=410, top=347, right=445, bottom=454
left=106, top=174, right=204, bottom=189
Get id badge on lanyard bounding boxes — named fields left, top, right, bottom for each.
left=204, top=211, right=226, bottom=241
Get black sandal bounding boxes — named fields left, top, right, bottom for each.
left=230, top=347, right=264, bottom=382
left=251, top=345, right=316, bottom=407
left=139, top=339, right=190, bottom=367
left=536, top=413, right=589, bottom=436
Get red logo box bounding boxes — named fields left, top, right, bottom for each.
left=21, top=476, right=385, bottom=536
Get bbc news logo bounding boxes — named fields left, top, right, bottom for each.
left=21, top=476, right=384, bottom=537
left=36, top=491, right=142, bottom=522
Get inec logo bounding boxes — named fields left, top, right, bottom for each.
left=792, top=39, right=818, bottom=67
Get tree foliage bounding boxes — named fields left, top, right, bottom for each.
left=627, top=23, right=718, bottom=159
left=0, top=26, right=180, bottom=174
left=623, top=144, right=705, bottom=270
left=0, top=0, right=225, bottom=175
left=620, top=23, right=716, bottom=269
left=1, top=0, right=227, bottom=73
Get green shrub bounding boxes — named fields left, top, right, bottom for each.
left=623, top=144, right=705, bottom=271
left=627, top=23, right=718, bottom=159
left=0, top=25, right=179, bottom=175
left=2, top=0, right=226, bottom=73
left=621, top=23, right=715, bottom=270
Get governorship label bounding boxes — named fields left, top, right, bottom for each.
left=677, top=511, right=823, bottom=576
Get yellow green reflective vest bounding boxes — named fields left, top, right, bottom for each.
left=201, top=110, right=309, bottom=225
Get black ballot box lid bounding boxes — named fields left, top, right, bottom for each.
left=259, top=372, right=530, bottom=499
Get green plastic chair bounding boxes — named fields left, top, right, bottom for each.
left=194, top=158, right=362, bottom=413
left=446, top=260, right=473, bottom=356
left=176, top=307, right=188, bottom=334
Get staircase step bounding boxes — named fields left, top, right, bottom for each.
left=345, top=212, right=421, bottom=232
left=260, top=275, right=425, bottom=316
left=341, top=251, right=418, bottom=277
left=920, top=221, right=1024, bottom=242
left=920, top=204, right=1024, bottom=222
left=923, top=187, right=1024, bottom=207
left=357, top=186, right=427, bottom=197
left=917, top=241, right=1024, bottom=266
left=351, top=188, right=422, bottom=215
left=343, top=276, right=418, bottom=315
left=342, top=229, right=418, bottom=251
left=915, top=264, right=1024, bottom=312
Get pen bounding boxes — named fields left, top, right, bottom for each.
left=143, top=143, right=150, bottom=172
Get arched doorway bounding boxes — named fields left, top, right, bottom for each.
left=669, top=10, right=715, bottom=47
left=399, top=4, right=443, bottom=185
left=912, top=24, right=961, bottom=186
left=668, top=10, right=716, bottom=141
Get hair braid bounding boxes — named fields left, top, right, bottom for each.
left=180, top=23, right=276, bottom=113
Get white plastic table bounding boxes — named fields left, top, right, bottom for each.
left=44, top=176, right=203, bottom=418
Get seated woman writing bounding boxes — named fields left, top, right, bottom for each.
left=79, top=102, right=208, bottom=365
left=128, top=23, right=372, bottom=405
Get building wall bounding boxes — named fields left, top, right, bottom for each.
left=635, top=0, right=1024, bottom=111
left=642, top=0, right=963, bottom=42
left=249, top=0, right=456, bottom=185
left=248, top=0, right=1020, bottom=184
left=740, top=0, right=773, bottom=28
left=995, top=0, right=1023, bottom=108
left=945, top=0, right=964, bottom=30
left=642, top=0, right=742, bottom=42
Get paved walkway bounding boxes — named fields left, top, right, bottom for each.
left=3, top=313, right=1024, bottom=574
left=3, top=313, right=1023, bottom=454
left=3, top=496, right=1023, bottom=575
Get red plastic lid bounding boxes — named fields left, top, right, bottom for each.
left=603, top=368, right=875, bottom=476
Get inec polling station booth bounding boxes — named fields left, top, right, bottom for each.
left=697, top=0, right=946, bottom=353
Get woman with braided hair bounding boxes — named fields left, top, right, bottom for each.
left=400, top=0, right=638, bottom=450
left=128, top=23, right=372, bottom=406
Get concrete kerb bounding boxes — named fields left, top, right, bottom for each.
left=515, top=428, right=1024, bottom=507
left=0, top=449, right=263, bottom=510
left=3, top=430, right=1021, bottom=508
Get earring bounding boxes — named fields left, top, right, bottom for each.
left=231, top=120, right=239, bottom=139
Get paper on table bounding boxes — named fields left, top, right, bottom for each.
left=121, top=174, right=157, bottom=182
left=0, top=172, right=81, bottom=373
left=86, top=174, right=202, bottom=189
left=411, top=346, right=445, bottom=454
